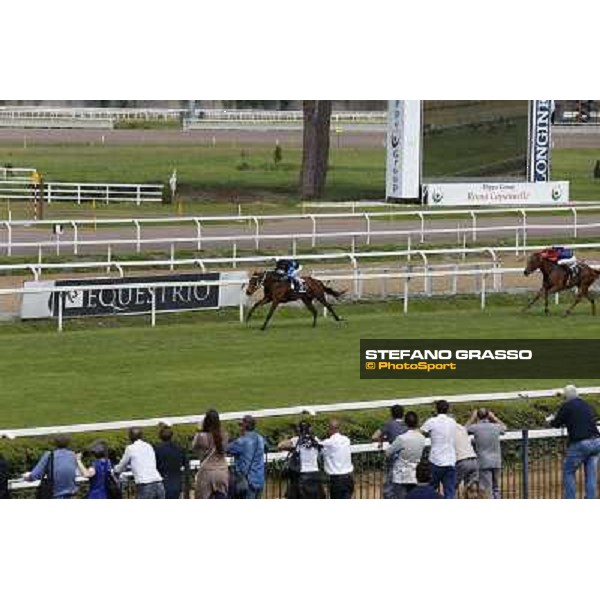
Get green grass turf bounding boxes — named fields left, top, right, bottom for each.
left=0, top=142, right=597, bottom=222
left=0, top=295, right=599, bottom=429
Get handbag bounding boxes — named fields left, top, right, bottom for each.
left=104, top=461, right=122, bottom=499
left=36, top=451, right=54, bottom=499
left=232, top=437, right=261, bottom=499
left=281, top=438, right=302, bottom=479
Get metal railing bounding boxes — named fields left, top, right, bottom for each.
left=2, top=204, right=600, bottom=258
left=4, top=386, right=592, bottom=439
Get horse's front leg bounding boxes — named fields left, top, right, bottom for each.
left=564, top=290, right=583, bottom=317
left=523, top=288, right=544, bottom=313
left=260, top=301, right=279, bottom=331
left=246, top=297, right=268, bottom=323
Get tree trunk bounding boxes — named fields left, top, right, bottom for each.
left=300, top=100, right=332, bottom=199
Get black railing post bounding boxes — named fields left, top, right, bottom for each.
left=521, top=429, right=529, bottom=499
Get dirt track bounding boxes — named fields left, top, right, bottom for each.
left=0, top=124, right=597, bottom=149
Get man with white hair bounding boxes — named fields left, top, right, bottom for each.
left=549, top=385, right=600, bottom=499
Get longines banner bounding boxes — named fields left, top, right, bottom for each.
left=422, top=181, right=569, bottom=206
left=360, top=339, right=600, bottom=379
left=528, top=100, right=552, bottom=182
left=20, top=272, right=247, bottom=319
left=385, top=100, right=422, bottom=200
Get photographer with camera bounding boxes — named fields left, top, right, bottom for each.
left=278, top=420, right=324, bottom=499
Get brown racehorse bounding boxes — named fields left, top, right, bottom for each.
left=523, top=252, right=600, bottom=316
left=244, top=270, right=345, bottom=330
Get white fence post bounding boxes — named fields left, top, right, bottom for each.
left=72, top=222, right=78, bottom=255
left=5, top=223, right=11, bottom=257
left=481, top=274, right=486, bottom=310
left=195, top=219, right=202, bottom=251
left=151, top=287, right=156, bottom=327
left=58, top=291, right=64, bottom=332
left=239, top=289, right=245, bottom=323
left=134, top=220, right=141, bottom=253
left=403, top=276, right=409, bottom=314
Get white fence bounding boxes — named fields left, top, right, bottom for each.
left=2, top=386, right=593, bottom=439
left=0, top=106, right=184, bottom=121
left=0, top=167, right=36, bottom=180
left=2, top=203, right=600, bottom=258
left=0, top=180, right=163, bottom=205
left=0, top=117, right=114, bottom=129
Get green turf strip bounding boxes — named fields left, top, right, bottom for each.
left=0, top=295, right=598, bottom=428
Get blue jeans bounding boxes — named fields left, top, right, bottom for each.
left=136, top=481, right=166, bottom=499
left=563, top=438, right=600, bottom=499
left=430, top=463, right=457, bottom=499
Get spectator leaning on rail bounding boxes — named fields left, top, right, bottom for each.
left=114, top=427, right=165, bottom=499
left=0, top=432, right=15, bottom=499
left=192, top=409, right=230, bottom=499
left=320, top=419, right=354, bottom=499
left=385, top=411, right=426, bottom=499
left=76, top=440, right=114, bottom=500
left=405, top=461, right=443, bottom=500
left=278, top=421, right=325, bottom=499
left=465, top=408, right=506, bottom=499
left=226, top=415, right=266, bottom=499
left=24, top=434, right=79, bottom=499
left=154, top=421, right=188, bottom=499
left=421, top=400, right=457, bottom=499
left=372, top=404, right=407, bottom=499
left=454, top=423, right=479, bottom=498
left=547, top=385, right=600, bottom=499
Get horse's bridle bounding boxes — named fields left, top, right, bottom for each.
left=245, top=271, right=267, bottom=293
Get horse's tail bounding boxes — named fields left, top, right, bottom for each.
left=323, top=285, right=345, bottom=299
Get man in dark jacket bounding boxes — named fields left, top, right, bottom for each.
left=154, top=422, right=188, bottom=499
left=549, top=385, right=600, bottom=499
left=0, top=432, right=13, bottom=499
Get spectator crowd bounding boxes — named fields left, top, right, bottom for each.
left=0, top=385, right=598, bottom=500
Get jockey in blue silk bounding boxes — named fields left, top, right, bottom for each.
left=275, top=259, right=303, bottom=292
left=541, top=246, right=578, bottom=276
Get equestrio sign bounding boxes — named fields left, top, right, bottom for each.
left=20, top=272, right=247, bottom=320
left=422, top=181, right=569, bottom=206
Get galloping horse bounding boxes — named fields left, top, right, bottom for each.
left=244, top=270, right=345, bottom=330
left=523, top=251, right=600, bottom=316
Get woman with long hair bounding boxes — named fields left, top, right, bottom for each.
left=192, top=409, right=229, bottom=499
